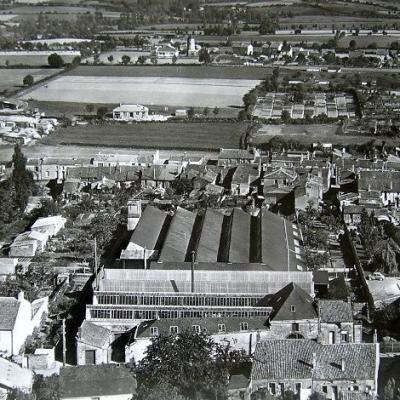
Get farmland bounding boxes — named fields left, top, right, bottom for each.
left=20, top=75, right=261, bottom=107
left=0, top=51, right=79, bottom=67
left=0, top=68, right=60, bottom=94
left=42, top=121, right=247, bottom=151
left=65, top=65, right=271, bottom=80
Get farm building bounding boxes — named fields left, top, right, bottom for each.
left=112, top=104, right=149, bottom=122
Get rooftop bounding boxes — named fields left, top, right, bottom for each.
left=0, top=296, right=20, bottom=330
left=59, top=365, right=137, bottom=398
left=77, top=320, right=113, bottom=348
left=319, top=300, right=353, bottom=323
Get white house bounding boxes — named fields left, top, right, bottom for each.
left=153, top=44, right=179, bottom=59
left=112, top=104, right=149, bottom=122
left=247, top=43, right=254, bottom=56
left=0, top=293, right=48, bottom=356
left=9, top=230, right=49, bottom=257
left=31, top=215, right=66, bottom=237
left=0, top=357, right=33, bottom=397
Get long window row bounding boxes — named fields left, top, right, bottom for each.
left=89, top=307, right=270, bottom=320
left=95, top=293, right=262, bottom=307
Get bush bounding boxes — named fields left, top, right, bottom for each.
left=23, top=74, right=34, bottom=86
left=48, top=53, right=64, bottom=68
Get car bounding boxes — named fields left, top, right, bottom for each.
left=367, top=272, right=385, bottom=281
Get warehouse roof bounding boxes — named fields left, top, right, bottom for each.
left=128, top=205, right=168, bottom=251
left=229, top=208, right=251, bottom=263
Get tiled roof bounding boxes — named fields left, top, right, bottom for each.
left=319, top=300, right=353, bottom=323
left=232, top=164, right=259, bottom=185
left=261, top=282, right=317, bottom=321
left=252, top=340, right=377, bottom=381
left=359, top=170, right=400, bottom=192
left=77, top=320, right=112, bottom=348
left=219, top=149, right=253, bottom=160
left=0, top=297, right=20, bottom=330
left=67, top=166, right=141, bottom=182
left=60, top=365, right=137, bottom=398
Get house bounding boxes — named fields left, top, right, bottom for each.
left=76, top=320, right=114, bottom=365
left=31, top=215, right=66, bottom=237
left=318, top=299, right=362, bottom=344
left=141, top=164, right=181, bottom=188
left=251, top=340, right=379, bottom=400
left=59, top=365, right=137, bottom=400
left=27, top=347, right=62, bottom=377
left=152, top=44, right=178, bottom=59
left=9, top=230, right=49, bottom=257
left=0, top=357, right=33, bottom=397
left=231, top=164, right=260, bottom=195
left=218, top=149, right=255, bottom=167
left=0, top=258, right=18, bottom=281
left=0, top=292, right=48, bottom=356
left=112, top=104, right=149, bottom=121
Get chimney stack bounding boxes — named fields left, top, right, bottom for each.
left=312, top=352, right=317, bottom=369
left=341, top=358, right=345, bottom=372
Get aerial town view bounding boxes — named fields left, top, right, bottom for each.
left=0, top=0, right=400, bottom=398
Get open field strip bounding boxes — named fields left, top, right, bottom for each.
left=19, top=75, right=261, bottom=107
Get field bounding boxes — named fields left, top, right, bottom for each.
left=0, top=52, right=79, bottom=67
left=42, top=121, right=247, bottom=151
left=20, top=74, right=260, bottom=107
left=0, top=68, right=60, bottom=94
left=65, top=65, right=271, bottom=80
left=252, top=123, right=399, bottom=146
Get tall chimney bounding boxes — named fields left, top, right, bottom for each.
left=312, top=352, right=317, bottom=369
left=341, top=358, right=345, bottom=372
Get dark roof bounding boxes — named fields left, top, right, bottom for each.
left=67, top=166, right=141, bottom=182
left=229, top=208, right=251, bottom=263
left=159, top=207, right=196, bottom=262
left=231, top=164, right=259, bottom=185
left=359, top=170, right=400, bottom=192
left=219, top=149, right=253, bottom=160
left=129, top=205, right=168, bottom=250
left=319, top=300, right=353, bottom=323
left=252, top=340, right=377, bottom=381
left=313, top=270, right=329, bottom=285
left=261, top=282, right=317, bottom=321
left=0, top=297, right=20, bottom=330
left=196, top=209, right=224, bottom=262
left=60, top=365, right=137, bottom=398
left=261, top=210, right=303, bottom=271
left=142, top=165, right=180, bottom=182
left=135, top=317, right=269, bottom=339
left=77, top=320, right=112, bottom=348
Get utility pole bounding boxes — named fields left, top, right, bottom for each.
left=94, top=237, right=98, bottom=286
left=191, top=250, right=196, bottom=293
left=62, top=318, right=66, bottom=366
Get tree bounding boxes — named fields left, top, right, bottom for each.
left=12, top=144, right=36, bottom=211
left=107, top=55, right=114, bottom=63
left=198, top=48, right=211, bottom=64
left=203, top=107, right=210, bottom=116
left=23, top=74, right=34, bottom=86
left=187, top=107, right=195, bottom=119
left=137, top=55, right=147, bottom=65
left=121, top=55, right=131, bottom=65
left=213, top=107, right=220, bottom=116
left=349, top=39, right=357, bottom=50
left=86, top=104, right=94, bottom=114
left=172, top=54, right=178, bottom=64
left=48, top=53, right=64, bottom=68
left=136, top=331, right=249, bottom=400
left=35, top=198, right=60, bottom=218
left=259, top=14, right=279, bottom=34
left=96, top=106, right=108, bottom=119
left=281, top=110, right=291, bottom=122
left=32, top=375, right=59, bottom=400
left=71, top=56, right=81, bottom=66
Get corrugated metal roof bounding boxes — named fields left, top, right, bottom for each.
left=196, top=209, right=224, bottom=262
left=128, top=205, right=167, bottom=251
left=158, top=207, right=196, bottom=262
left=229, top=208, right=250, bottom=263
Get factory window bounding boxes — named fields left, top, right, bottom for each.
left=292, top=322, right=299, bottom=332
left=192, top=325, right=201, bottom=334
left=150, top=327, right=159, bottom=337
left=290, top=305, right=296, bottom=312
left=240, top=322, right=248, bottom=331
left=269, top=383, right=276, bottom=395
left=218, top=324, right=226, bottom=333
left=170, top=326, right=179, bottom=335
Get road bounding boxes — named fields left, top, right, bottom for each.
left=0, top=143, right=218, bottom=162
